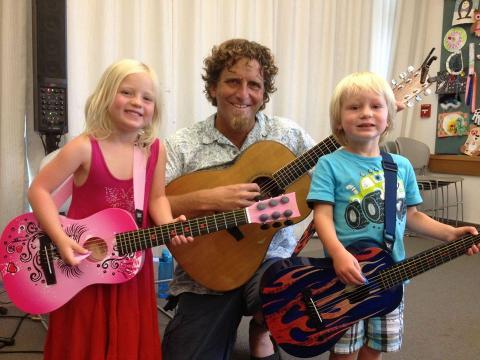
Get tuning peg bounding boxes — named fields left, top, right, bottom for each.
left=391, top=79, right=398, bottom=86
left=256, top=202, right=267, bottom=210
left=271, top=211, right=281, bottom=220
left=260, top=223, right=270, bottom=230
left=259, top=214, right=269, bottom=222
left=424, top=88, right=432, bottom=96
left=415, top=95, right=422, bottom=102
left=399, top=72, right=407, bottom=79
left=280, top=196, right=290, bottom=204
left=283, top=209, right=293, bottom=217
left=407, top=65, right=415, bottom=73
left=406, top=100, right=414, bottom=107
left=268, top=199, right=278, bottom=207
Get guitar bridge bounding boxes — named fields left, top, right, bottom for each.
left=302, top=289, right=323, bottom=327
left=226, top=227, right=244, bottom=241
left=39, top=233, right=57, bottom=285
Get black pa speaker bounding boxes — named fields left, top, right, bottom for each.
left=32, top=0, right=68, bottom=135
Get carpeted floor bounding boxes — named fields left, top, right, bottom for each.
left=1, top=235, right=479, bottom=359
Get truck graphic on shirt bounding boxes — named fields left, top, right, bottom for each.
left=345, top=169, right=406, bottom=230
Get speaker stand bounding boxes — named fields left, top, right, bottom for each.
left=42, top=133, right=62, bottom=154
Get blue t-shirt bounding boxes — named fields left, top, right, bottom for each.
left=307, top=148, right=423, bottom=262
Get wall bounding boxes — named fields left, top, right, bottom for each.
left=391, top=1, right=479, bottom=224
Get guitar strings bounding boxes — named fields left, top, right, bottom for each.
left=115, top=209, right=249, bottom=252
left=246, top=76, right=423, bottom=197
left=259, top=135, right=340, bottom=195
left=116, top=193, right=299, bottom=252
left=312, top=232, right=479, bottom=314
left=318, top=234, right=477, bottom=312
left=39, top=206, right=258, bottom=257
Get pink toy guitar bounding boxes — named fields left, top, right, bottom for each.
left=0, top=193, right=299, bottom=314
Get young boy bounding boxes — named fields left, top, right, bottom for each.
left=306, top=71, right=479, bottom=360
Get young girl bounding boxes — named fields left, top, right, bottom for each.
left=28, top=59, right=189, bottom=360
left=307, top=72, right=479, bottom=360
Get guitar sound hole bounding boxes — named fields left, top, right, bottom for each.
left=254, top=176, right=284, bottom=198
left=83, top=237, right=108, bottom=262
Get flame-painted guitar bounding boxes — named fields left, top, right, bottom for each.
left=0, top=193, right=299, bottom=314
left=261, top=231, right=479, bottom=358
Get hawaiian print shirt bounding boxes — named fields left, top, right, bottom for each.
left=165, top=112, right=316, bottom=295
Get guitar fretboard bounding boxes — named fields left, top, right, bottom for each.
left=116, top=209, right=249, bottom=255
left=273, top=135, right=340, bottom=189
left=379, top=231, right=480, bottom=289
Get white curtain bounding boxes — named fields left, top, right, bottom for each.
left=388, top=0, right=444, bottom=146
left=0, top=0, right=440, bottom=230
left=65, top=0, right=402, bottom=142
left=0, top=1, right=31, bottom=229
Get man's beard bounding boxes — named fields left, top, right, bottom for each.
left=230, top=115, right=254, bottom=132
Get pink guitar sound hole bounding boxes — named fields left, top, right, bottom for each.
left=83, top=237, right=108, bottom=262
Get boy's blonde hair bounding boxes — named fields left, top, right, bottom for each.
left=330, top=71, right=397, bottom=146
left=84, top=59, right=161, bottom=149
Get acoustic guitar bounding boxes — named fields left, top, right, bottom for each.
left=0, top=193, right=299, bottom=314
left=165, top=51, right=438, bottom=291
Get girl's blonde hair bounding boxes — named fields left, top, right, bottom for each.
left=84, top=59, right=161, bottom=149
left=329, top=71, right=397, bottom=146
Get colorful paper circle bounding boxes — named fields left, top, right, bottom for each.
left=442, top=113, right=462, bottom=135
left=443, top=27, right=467, bottom=52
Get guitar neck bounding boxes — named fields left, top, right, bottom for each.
left=273, top=135, right=340, bottom=189
left=116, top=208, right=249, bottom=254
left=379, top=232, right=480, bottom=289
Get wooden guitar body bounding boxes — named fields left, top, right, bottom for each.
left=166, top=140, right=311, bottom=291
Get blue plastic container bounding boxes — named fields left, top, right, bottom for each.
left=157, top=248, right=173, bottom=298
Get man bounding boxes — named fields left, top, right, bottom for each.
left=162, top=38, right=316, bottom=360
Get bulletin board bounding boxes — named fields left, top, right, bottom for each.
left=435, top=0, right=480, bottom=154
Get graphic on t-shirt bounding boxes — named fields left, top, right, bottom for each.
left=344, top=169, right=406, bottom=230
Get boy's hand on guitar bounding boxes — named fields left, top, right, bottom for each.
left=56, top=235, right=89, bottom=266
left=332, top=249, right=367, bottom=285
left=448, top=226, right=480, bottom=255
left=170, top=215, right=195, bottom=246
left=207, top=183, right=261, bottom=211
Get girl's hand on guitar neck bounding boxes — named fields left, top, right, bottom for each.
left=170, top=215, right=195, bottom=246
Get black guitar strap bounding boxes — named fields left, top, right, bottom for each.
left=381, top=150, right=398, bottom=254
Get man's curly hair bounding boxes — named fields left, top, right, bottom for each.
left=202, top=39, right=278, bottom=111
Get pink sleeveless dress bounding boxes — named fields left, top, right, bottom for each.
left=44, top=138, right=162, bottom=360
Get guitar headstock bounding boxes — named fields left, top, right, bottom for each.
left=247, top=192, right=300, bottom=228
left=391, top=48, right=437, bottom=107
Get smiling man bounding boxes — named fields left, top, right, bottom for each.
left=162, top=39, right=316, bottom=360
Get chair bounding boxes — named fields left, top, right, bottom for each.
left=395, top=137, right=464, bottom=225
left=380, top=140, right=399, bottom=154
